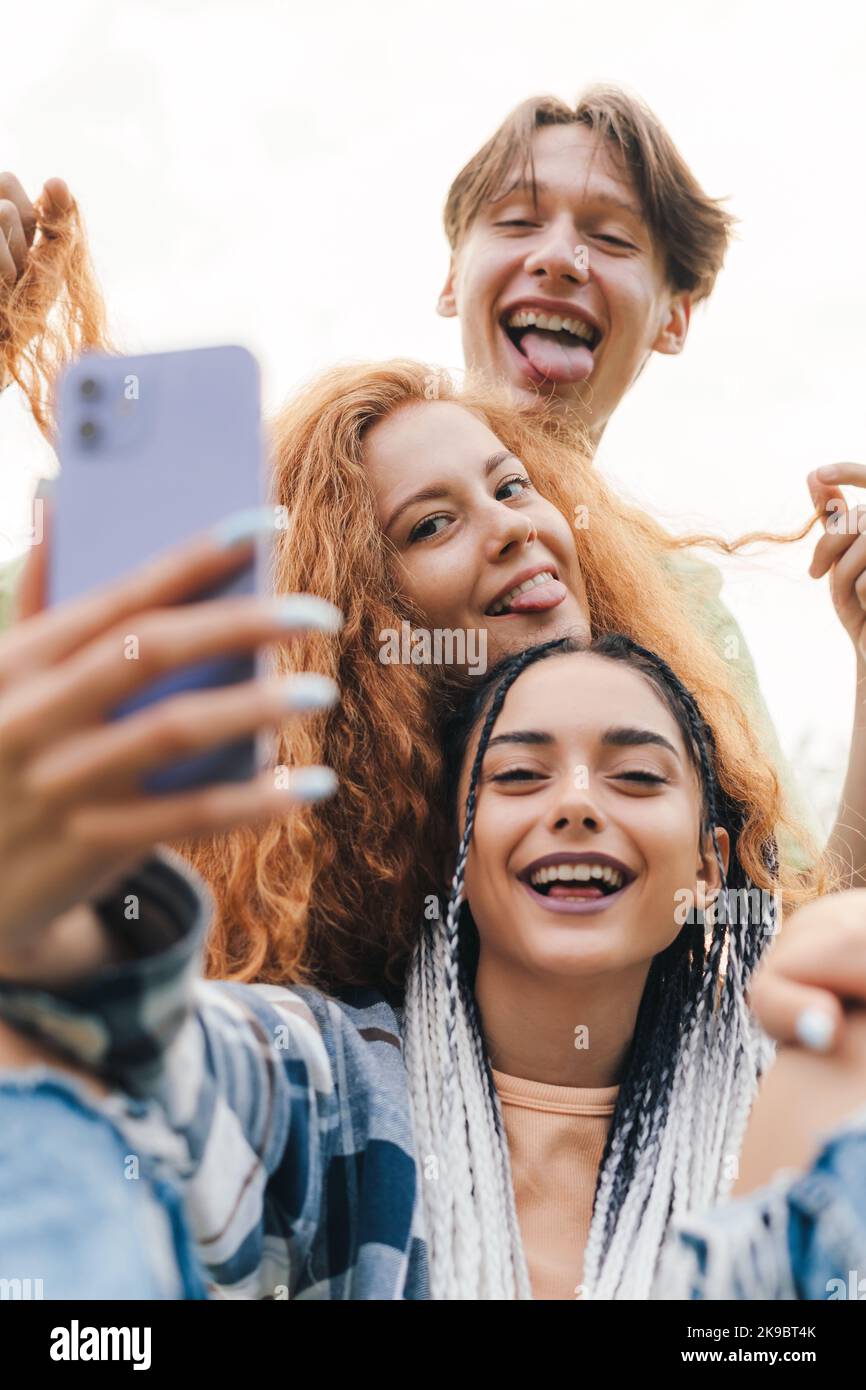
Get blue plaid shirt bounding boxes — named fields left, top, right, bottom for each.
left=0, top=853, right=428, bottom=1300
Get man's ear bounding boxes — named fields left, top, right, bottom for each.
left=695, top=826, right=730, bottom=911
left=651, top=290, right=691, bottom=356
left=437, top=259, right=458, bottom=318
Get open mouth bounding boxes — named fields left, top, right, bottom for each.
left=501, top=307, right=601, bottom=386
left=517, top=855, right=637, bottom=913
left=484, top=566, right=567, bottom=618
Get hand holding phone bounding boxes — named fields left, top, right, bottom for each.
left=0, top=520, right=341, bottom=978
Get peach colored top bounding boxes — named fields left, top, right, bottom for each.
left=492, top=1068, right=619, bottom=1300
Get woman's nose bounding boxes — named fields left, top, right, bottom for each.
left=483, top=505, right=537, bottom=560
left=549, top=774, right=607, bottom=833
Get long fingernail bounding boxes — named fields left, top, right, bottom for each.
left=278, top=674, right=339, bottom=711
left=794, top=1007, right=835, bottom=1052
left=274, top=594, right=343, bottom=633
left=210, top=505, right=277, bottom=549
left=286, top=766, right=338, bottom=801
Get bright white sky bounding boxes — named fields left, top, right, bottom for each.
left=2, top=0, right=864, bottom=823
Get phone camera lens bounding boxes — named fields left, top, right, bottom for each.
left=79, top=420, right=99, bottom=443
left=79, top=377, right=100, bottom=400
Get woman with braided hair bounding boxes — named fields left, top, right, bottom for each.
left=403, top=632, right=775, bottom=1299
left=5, top=630, right=864, bottom=1301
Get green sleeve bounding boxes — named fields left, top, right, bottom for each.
left=0, top=551, right=26, bottom=634
left=666, top=551, right=822, bottom=872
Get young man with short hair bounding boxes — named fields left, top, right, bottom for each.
left=437, top=87, right=729, bottom=442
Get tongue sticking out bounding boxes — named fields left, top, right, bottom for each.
left=546, top=884, right=605, bottom=900
left=520, top=328, right=594, bottom=385
left=505, top=579, right=567, bottom=613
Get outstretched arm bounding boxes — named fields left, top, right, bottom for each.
left=736, top=889, right=866, bottom=1193
left=656, top=891, right=866, bottom=1300
left=809, top=466, right=866, bottom=886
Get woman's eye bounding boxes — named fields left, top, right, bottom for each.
left=494, top=220, right=538, bottom=229
left=408, top=513, right=450, bottom=543
left=489, top=767, right=544, bottom=784
left=495, top=473, right=533, bottom=501
left=613, top=771, right=669, bottom=786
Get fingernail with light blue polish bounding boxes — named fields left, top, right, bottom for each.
left=275, top=594, right=343, bottom=633
left=210, top=506, right=277, bottom=549
left=287, top=766, right=338, bottom=801
left=794, top=1007, right=835, bottom=1052
left=279, top=674, right=340, bottom=712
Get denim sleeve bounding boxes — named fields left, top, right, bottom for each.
left=786, top=1111, right=866, bottom=1300
left=654, top=1104, right=866, bottom=1300
left=0, top=1068, right=208, bottom=1300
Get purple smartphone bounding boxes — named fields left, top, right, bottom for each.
left=51, top=344, right=267, bottom=793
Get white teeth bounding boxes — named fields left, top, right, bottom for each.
left=529, top=862, right=625, bottom=889
left=487, top=570, right=554, bottom=616
left=506, top=308, right=595, bottom=343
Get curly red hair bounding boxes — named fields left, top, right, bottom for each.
left=0, top=184, right=108, bottom=439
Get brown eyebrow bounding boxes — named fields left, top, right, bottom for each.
left=489, top=728, right=556, bottom=750
left=384, top=451, right=518, bottom=534
left=488, top=180, right=643, bottom=223
left=601, top=726, right=680, bottom=759
left=486, top=730, right=553, bottom=750
left=485, top=725, right=680, bottom=759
